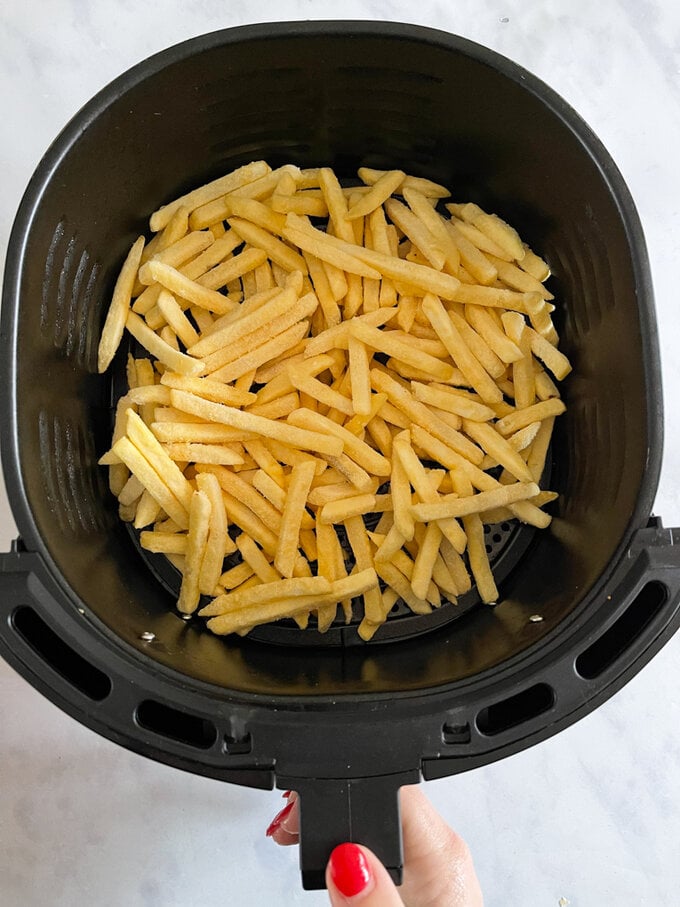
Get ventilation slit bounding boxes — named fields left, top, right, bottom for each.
left=11, top=606, right=112, bottom=701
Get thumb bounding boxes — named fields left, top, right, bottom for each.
left=326, top=842, right=404, bottom=906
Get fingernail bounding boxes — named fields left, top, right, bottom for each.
left=265, top=799, right=294, bottom=837
left=329, top=843, right=372, bottom=898
left=282, top=790, right=292, bottom=798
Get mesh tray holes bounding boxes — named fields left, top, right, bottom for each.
left=126, top=510, right=534, bottom=648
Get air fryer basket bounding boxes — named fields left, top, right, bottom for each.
left=2, top=22, right=680, bottom=890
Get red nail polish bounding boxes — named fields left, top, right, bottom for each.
left=329, top=843, right=372, bottom=898
left=282, top=790, right=292, bottom=799
left=265, top=799, right=294, bottom=837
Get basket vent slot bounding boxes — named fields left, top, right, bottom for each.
left=476, top=683, right=554, bottom=736
left=40, top=217, right=101, bottom=371
left=11, top=606, right=112, bottom=701
left=136, top=700, right=217, bottom=750
left=38, top=410, right=107, bottom=535
left=575, top=581, right=667, bottom=680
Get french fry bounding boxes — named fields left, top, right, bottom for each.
left=118, top=473, right=145, bottom=507
left=177, top=489, right=212, bottom=614
left=526, top=416, right=556, bottom=483
left=220, top=562, right=256, bottom=590
left=221, top=489, right=278, bottom=556
left=350, top=320, right=455, bottom=382
left=402, top=188, right=460, bottom=274
left=322, top=453, right=373, bottom=493
left=158, top=372, right=254, bottom=407
left=154, top=290, right=199, bottom=348
left=445, top=217, right=512, bottom=261
left=284, top=222, right=382, bottom=278
left=495, top=398, right=566, bottom=436
left=140, top=531, right=188, bottom=555
left=346, top=170, right=405, bottom=219
left=317, top=167, right=356, bottom=242
left=390, top=446, right=415, bottom=542
left=236, top=533, right=280, bottom=583
left=98, top=236, right=146, bottom=372
left=197, top=247, right=269, bottom=291
left=275, top=460, right=316, bottom=577
left=319, top=493, right=376, bottom=524
left=126, top=312, right=204, bottom=376
left=211, top=321, right=310, bottom=383
left=288, top=409, right=390, bottom=479
left=421, top=294, right=503, bottom=404
left=288, top=366, right=354, bottom=416
left=506, top=421, right=542, bottom=452
left=195, top=471, right=230, bottom=593
left=462, top=419, right=535, bottom=483
left=488, top=253, right=554, bottom=300
left=247, top=391, right=300, bottom=421
left=411, top=482, right=539, bottom=522
left=139, top=260, right=237, bottom=315
left=411, top=521, right=443, bottom=600
left=205, top=569, right=378, bottom=634
left=343, top=516, right=384, bottom=624
left=451, top=203, right=525, bottom=261
left=465, top=304, right=522, bottom=363
left=526, top=326, right=572, bottom=380
left=358, top=168, right=450, bottom=199
left=223, top=196, right=287, bottom=235
left=154, top=230, right=214, bottom=269
left=151, top=160, right=270, bottom=232
left=451, top=470, right=498, bottom=603
left=315, top=517, right=341, bottom=631
left=200, top=574, right=331, bottom=617
left=304, top=251, right=341, bottom=327
left=285, top=214, right=462, bottom=300
left=162, top=443, right=244, bottom=466
left=348, top=334, right=373, bottom=417
left=393, top=430, right=467, bottom=554
left=125, top=409, right=194, bottom=512
left=383, top=197, right=446, bottom=270
left=520, top=244, right=550, bottom=281
left=227, top=216, right=308, bottom=273
left=113, top=436, right=189, bottom=531
left=440, top=536, right=471, bottom=594
left=411, top=382, right=495, bottom=422
left=370, top=368, right=484, bottom=465
left=169, top=390, right=343, bottom=457
left=375, top=560, right=431, bottom=615
left=444, top=222, right=497, bottom=285
left=189, top=285, right=298, bottom=358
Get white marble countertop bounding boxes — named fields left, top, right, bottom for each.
left=1, top=2, right=680, bottom=905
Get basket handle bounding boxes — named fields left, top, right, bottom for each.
left=277, top=772, right=418, bottom=890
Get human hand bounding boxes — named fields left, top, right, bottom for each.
left=266, top=785, right=483, bottom=906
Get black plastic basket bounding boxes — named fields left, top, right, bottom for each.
left=2, top=21, right=680, bottom=890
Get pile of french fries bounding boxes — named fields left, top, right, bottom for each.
left=97, top=161, right=569, bottom=641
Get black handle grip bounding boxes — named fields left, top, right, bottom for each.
left=277, top=771, right=419, bottom=890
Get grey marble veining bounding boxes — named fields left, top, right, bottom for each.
left=1, top=2, right=680, bottom=905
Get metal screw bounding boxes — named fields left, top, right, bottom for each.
left=529, top=614, right=544, bottom=623
left=77, top=608, right=85, bottom=615
left=140, top=631, right=155, bottom=642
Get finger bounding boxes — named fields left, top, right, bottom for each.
left=266, top=792, right=300, bottom=846
left=326, top=843, right=404, bottom=906
left=399, top=786, right=483, bottom=907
